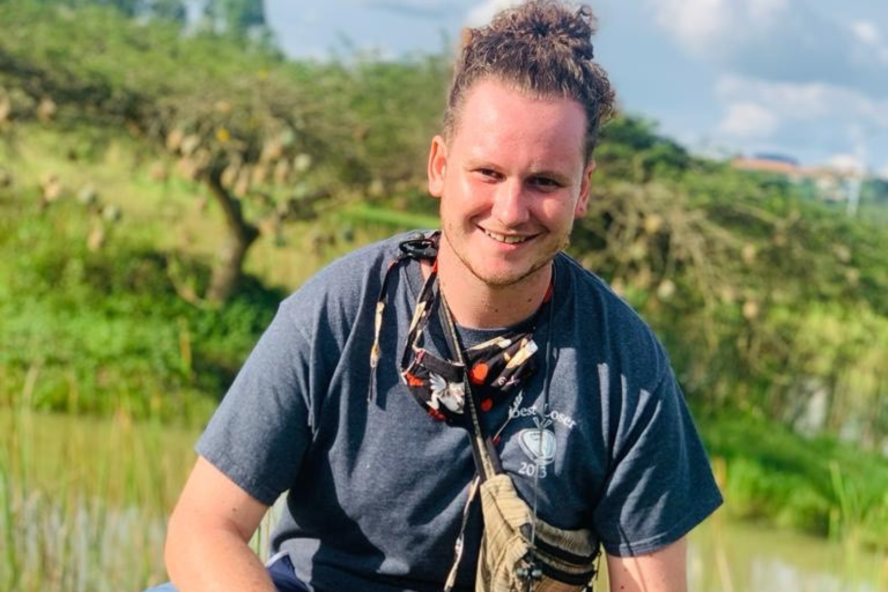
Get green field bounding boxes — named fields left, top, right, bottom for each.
left=1, top=1, right=887, bottom=590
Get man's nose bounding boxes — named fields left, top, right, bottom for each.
left=491, top=180, right=530, bottom=226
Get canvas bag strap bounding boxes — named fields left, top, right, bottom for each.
left=438, top=290, right=504, bottom=592
left=440, top=286, right=559, bottom=592
left=437, top=288, right=504, bottom=480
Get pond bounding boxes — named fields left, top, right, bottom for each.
left=686, top=516, right=887, bottom=592
left=1, top=410, right=886, bottom=591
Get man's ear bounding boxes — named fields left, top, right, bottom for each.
left=574, top=159, right=596, bottom=217
left=428, top=135, right=448, bottom=198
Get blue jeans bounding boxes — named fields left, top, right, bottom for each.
left=145, top=553, right=309, bottom=592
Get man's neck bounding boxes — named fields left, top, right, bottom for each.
left=431, top=244, right=553, bottom=330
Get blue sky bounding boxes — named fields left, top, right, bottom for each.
left=264, top=0, right=888, bottom=178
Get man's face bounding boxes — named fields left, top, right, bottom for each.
left=427, top=78, right=593, bottom=290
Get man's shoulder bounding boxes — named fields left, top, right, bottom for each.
left=555, top=252, right=671, bottom=377
left=317, top=231, right=421, bottom=275
left=277, top=230, right=427, bottom=318
left=555, top=252, right=644, bottom=326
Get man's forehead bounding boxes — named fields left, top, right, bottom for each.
left=462, top=78, right=585, bottom=114
left=450, top=80, right=585, bottom=133
left=450, top=80, right=587, bottom=158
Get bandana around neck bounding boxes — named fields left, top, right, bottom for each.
left=369, top=231, right=553, bottom=426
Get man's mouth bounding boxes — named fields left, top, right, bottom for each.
left=483, top=229, right=532, bottom=244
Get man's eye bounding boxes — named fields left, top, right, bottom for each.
left=530, top=177, right=561, bottom=189
left=477, top=168, right=502, bottom=180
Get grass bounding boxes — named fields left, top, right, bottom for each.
left=0, top=123, right=442, bottom=422
left=0, top=408, right=198, bottom=591
left=1, top=125, right=436, bottom=292
left=698, top=409, right=888, bottom=552
left=0, top=190, right=282, bottom=422
left=0, top=128, right=294, bottom=422
left=2, top=123, right=888, bottom=589
left=3, top=407, right=886, bottom=592
left=0, top=406, right=285, bottom=592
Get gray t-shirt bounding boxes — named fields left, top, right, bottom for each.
left=196, top=232, right=723, bottom=592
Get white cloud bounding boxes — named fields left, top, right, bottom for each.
left=828, top=154, right=866, bottom=176
left=718, top=102, right=778, bottom=138
left=715, top=75, right=888, bottom=128
left=649, top=0, right=784, bottom=56
left=651, top=0, right=730, bottom=56
left=655, top=0, right=787, bottom=52
left=851, top=20, right=880, bottom=45
left=747, top=0, right=788, bottom=24
left=716, top=76, right=830, bottom=119
left=711, top=74, right=888, bottom=165
left=347, top=0, right=456, bottom=18
left=465, top=0, right=522, bottom=26
left=351, top=0, right=450, bottom=8
left=646, top=0, right=888, bottom=97
left=850, top=20, right=888, bottom=63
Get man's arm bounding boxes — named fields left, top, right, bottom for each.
left=605, top=538, right=687, bottom=592
left=165, top=455, right=275, bottom=592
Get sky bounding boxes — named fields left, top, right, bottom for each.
left=264, top=0, right=888, bottom=178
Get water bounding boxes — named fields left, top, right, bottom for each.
left=688, top=517, right=887, bottom=592
left=0, top=409, right=197, bottom=591
left=2, top=410, right=886, bottom=591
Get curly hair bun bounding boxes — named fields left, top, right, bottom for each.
left=491, top=1, right=598, bottom=60
left=446, top=1, right=615, bottom=162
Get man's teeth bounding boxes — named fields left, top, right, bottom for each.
left=485, top=230, right=527, bottom=244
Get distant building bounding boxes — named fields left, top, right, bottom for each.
left=732, top=153, right=801, bottom=177
left=731, top=153, right=867, bottom=215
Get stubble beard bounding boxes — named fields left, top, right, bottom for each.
left=441, top=221, right=573, bottom=290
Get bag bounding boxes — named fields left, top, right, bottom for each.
left=476, top=474, right=600, bottom=592
left=428, top=278, right=600, bottom=592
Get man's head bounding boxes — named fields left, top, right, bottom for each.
left=426, top=1, right=615, bottom=308
left=444, top=1, right=615, bottom=165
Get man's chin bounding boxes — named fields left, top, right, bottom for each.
left=467, top=261, right=552, bottom=290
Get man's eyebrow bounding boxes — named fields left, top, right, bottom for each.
left=463, top=156, right=498, bottom=169
left=527, top=169, right=573, bottom=184
left=464, top=158, right=574, bottom=181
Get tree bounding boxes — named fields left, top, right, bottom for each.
left=27, top=0, right=146, bottom=17
left=149, top=0, right=187, bottom=24
left=201, top=0, right=267, bottom=38
left=595, top=115, right=691, bottom=182
left=0, top=0, right=446, bottom=303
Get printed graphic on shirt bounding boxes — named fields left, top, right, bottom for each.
left=506, top=391, right=577, bottom=479
left=518, top=418, right=557, bottom=465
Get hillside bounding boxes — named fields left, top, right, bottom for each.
left=0, top=0, right=886, bottom=554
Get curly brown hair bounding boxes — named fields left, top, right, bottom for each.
left=444, top=1, right=616, bottom=163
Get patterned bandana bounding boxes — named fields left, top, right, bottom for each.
left=400, top=260, right=548, bottom=425
left=369, top=231, right=552, bottom=426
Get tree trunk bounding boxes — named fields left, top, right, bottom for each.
left=204, top=168, right=259, bottom=304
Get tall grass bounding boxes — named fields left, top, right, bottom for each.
left=0, top=408, right=198, bottom=592
left=699, top=410, right=888, bottom=553
left=4, top=407, right=887, bottom=592
left=0, top=182, right=284, bottom=422
left=2, top=121, right=887, bottom=590
left=0, top=127, right=424, bottom=422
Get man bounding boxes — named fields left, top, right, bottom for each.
left=154, top=2, right=722, bottom=592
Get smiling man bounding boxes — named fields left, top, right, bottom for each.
left=152, top=2, right=722, bottom=592
left=429, top=77, right=594, bottom=327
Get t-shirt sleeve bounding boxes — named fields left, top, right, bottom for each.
left=195, top=301, right=317, bottom=506
left=592, top=367, right=723, bottom=557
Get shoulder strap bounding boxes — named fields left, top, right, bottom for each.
left=368, top=231, right=440, bottom=402
left=438, top=289, right=503, bottom=481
